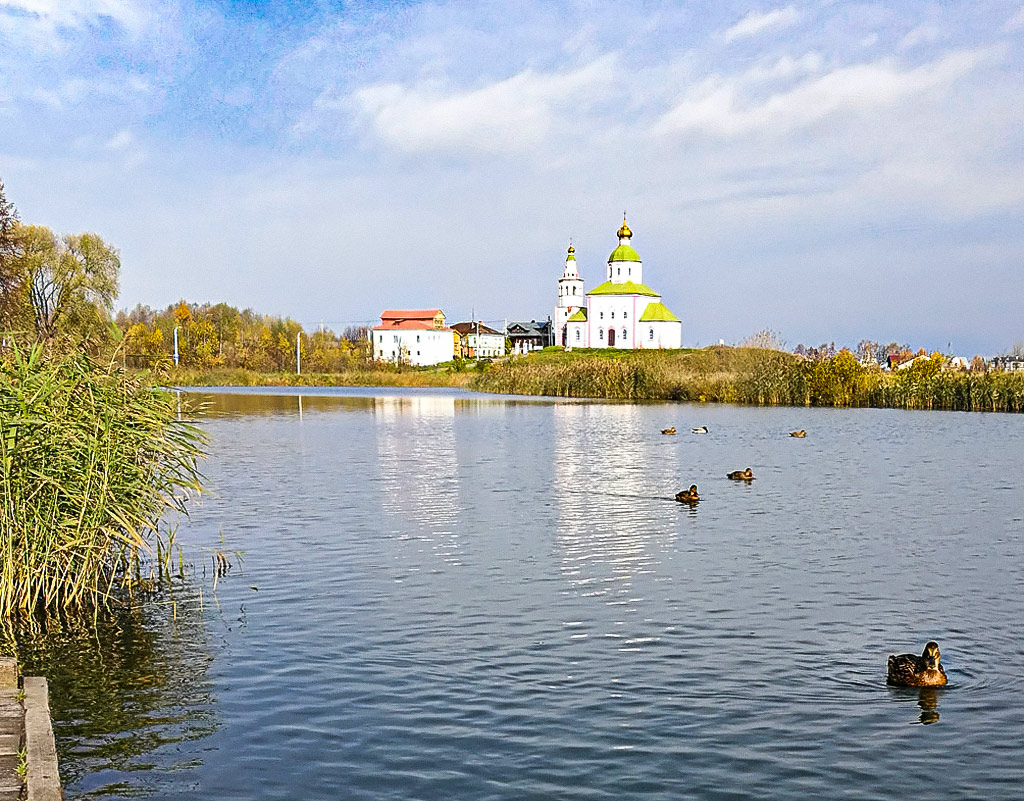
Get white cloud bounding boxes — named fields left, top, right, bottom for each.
left=105, top=129, right=134, bottom=150
left=899, top=24, right=941, bottom=50
left=3, top=0, right=148, bottom=32
left=722, top=6, right=800, bottom=43
left=656, top=47, right=996, bottom=138
left=1003, top=5, right=1024, bottom=31
left=351, top=57, right=616, bottom=154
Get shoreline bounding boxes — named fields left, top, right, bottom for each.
left=164, top=346, right=1024, bottom=413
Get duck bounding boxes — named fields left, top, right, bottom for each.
left=727, top=468, right=754, bottom=480
left=789, top=429, right=806, bottom=438
left=661, top=427, right=677, bottom=435
left=675, top=484, right=700, bottom=503
left=886, top=641, right=948, bottom=687
left=692, top=426, right=709, bottom=434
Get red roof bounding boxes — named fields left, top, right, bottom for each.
left=373, top=309, right=449, bottom=331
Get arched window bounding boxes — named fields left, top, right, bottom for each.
left=599, top=311, right=603, bottom=320
left=622, top=327, right=627, bottom=340
left=572, top=286, right=576, bottom=294
left=598, top=327, right=604, bottom=339
left=649, top=328, right=654, bottom=340
left=623, top=311, right=627, bottom=319
left=611, top=311, right=615, bottom=319
left=575, top=329, right=580, bottom=341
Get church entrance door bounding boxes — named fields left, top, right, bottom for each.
left=608, top=327, right=616, bottom=347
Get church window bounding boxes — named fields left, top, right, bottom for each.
left=416, top=335, right=420, bottom=342
left=573, top=286, right=576, bottom=294
left=623, top=312, right=627, bottom=319
left=617, top=267, right=621, bottom=276
left=599, top=311, right=603, bottom=319
left=622, top=327, right=627, bottom=340
left=575, top=329, right=580, bottom=341
left=611, top=311, right=615, bottom=319
left=598, top=327, right=604, bottom=339
left=649, top=328, right=654, bottom=340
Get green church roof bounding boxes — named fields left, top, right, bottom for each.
left=587, top=280, right=660, bottom=297
left=639, top=302, right=680, bottom=322
left=566, top=309, right=587, bottom=322
left=608, top=244, right=641, bottom=263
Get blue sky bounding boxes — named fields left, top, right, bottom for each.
left=2, top=0, right=1022, bottom=354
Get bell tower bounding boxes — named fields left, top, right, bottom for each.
left=555, top=243, right=585, bottom=347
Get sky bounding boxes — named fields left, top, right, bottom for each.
left=1, top=0, right=1022, bottom=355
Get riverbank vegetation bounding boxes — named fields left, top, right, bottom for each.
left=1, top=180, right=207, bottom=615
left=0, top=346, right=205, bottom=614
left=472, top=347, right=1024, bottom=412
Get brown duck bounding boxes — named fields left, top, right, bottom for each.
left=726, top=468, right=754, bottom=480
left=675, top=485, right=699, bottom=503
left=789, top=429, right=806, bottom=438
left=887, top=641, right=948, bottom=687
left=661, top=427, right=676, bottom=435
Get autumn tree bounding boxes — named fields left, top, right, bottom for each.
left=0, top=179, right=23, bottom=329
left=9, top=224, right=120, bottom=347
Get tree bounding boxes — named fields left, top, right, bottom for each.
left=0, top=179, right=23, bottom=328
left=15, top=226, right=120, bottom=345
left=856, top=340, right=880, bottom=364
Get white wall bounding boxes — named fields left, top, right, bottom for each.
left=374, top=329, right=454, bottom=365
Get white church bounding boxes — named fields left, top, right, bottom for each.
left=554, top=218, right=682, bottom=350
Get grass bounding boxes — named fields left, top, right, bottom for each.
left=0, top=345, right=206, bottom=615
left=163, top=365, right=476, bottom=389
left=471, top=346, right=1024, bottom=412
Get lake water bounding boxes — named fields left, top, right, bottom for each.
left=18, top=387, right=1024, bottom=799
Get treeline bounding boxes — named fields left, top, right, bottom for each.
left=118, top=301, right=372, bottom=374
left=472, top=347, right=1024, bottom=412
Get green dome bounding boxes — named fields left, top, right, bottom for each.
left=608, top=244, right=640, bottom=263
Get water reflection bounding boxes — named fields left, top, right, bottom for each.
left=552, top=403, right=681, bottom=611
left=373, top=395, right=463, bottom=564
left=887, top=685, right=943, bottom=725
left=5, top=587, right=216, bottom=796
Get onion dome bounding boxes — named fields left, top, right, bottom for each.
left=566, top=243, right=575, bottom=261
left=617, top=219, right=632, bottom=239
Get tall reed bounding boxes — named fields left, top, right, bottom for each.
left=0, top=346, right=205, bottom=614
left=473, top=347, right=1024, bottom=412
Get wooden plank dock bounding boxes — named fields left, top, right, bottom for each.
left=0, top=657, right=62, bottom=801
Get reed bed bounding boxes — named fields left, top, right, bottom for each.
left=164, top=366, right=475, bottom=389
left=472, top=347, right=1024, bottom=412
left=0, top=346, right=206, bottom=615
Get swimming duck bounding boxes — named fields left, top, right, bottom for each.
left=886, top=641, right=948, bottom=687
left=692, top=426, right=709, bottom=434
left=789, top=429, right=806, bottom=438
left=661, top=427, right=677, bottom=435
left=675, top=484, right=700, bottom=503
left=727, top=468, right=754, bottom=480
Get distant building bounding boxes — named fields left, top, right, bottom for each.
left=886, top=352, right=914, bottom=370
left=452, top=321, right=506, bottom=359
left=372, top=309, right=454, bottom=366
left=562, top=217, right=682, bottom=349
left=507, top=320, right=551, bottom=355
left=990, top=354, right=1024, bottom=372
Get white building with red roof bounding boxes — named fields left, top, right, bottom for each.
left=372, top=309, right=454, bottom=366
